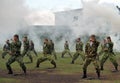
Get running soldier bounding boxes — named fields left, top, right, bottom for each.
left=100, top=36, right=118, bottom=71
left=82, top=35, right=100, bottom=79
left=22, top=36, right=33, bottom=63
left=36, top=39, right=56, bottom=68
left=6, top=34, right=26, bottom=74
left=61, top=41, right=72, bottom=58
left=50, top=40, right=57, bottom=60
left=29, top=40, right=38, bottom=57
left=2, top=40, right=11, bottom=59
left=71, top=38, right=85, bottom=64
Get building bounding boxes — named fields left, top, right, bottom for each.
left=55, top=9, right=83, bottom=26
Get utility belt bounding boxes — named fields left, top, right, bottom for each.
left=44, top=52, right=52, bottom=55
left=104, top=50, right=113, bottom=53
left=13, top=51, right=21, bottom=56
left=86, top=53, right=97, bottom=58
left=76, top=49, right=83, bottom=52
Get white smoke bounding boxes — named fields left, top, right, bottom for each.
left=26, top=11, right=55, bottom=25
left=82, top=1, right=120, bottom=51
left=83, top=1, right=120, bottom=32
left=0, top=0, right=29, bottom=45
left=0, top=0, right=120, bottom=52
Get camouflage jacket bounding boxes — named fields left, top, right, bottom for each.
left=43, top=43, right=52, bottom=54
left=29, top=42, right=34, bottom=50
left=10, top=40, right=22, bottom=55
left=23, top=40, right=29, bottom=50
left=85, top=41, right=100, bottom=57
left=104, top=42, right=113, bottom=53
left=50, top=42, right=55, bottom=51
left=76, top=42, right=83, bottom=51
left=64, top=43, right=69, bottom=50
left=3, top=43, right=11, bottom=51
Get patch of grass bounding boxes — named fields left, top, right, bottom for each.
left=0, top=51, right=120, bottom=83
left=0, top=78, right=22, bottom=83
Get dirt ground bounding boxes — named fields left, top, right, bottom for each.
left=0, top=67, right=120, bottom=83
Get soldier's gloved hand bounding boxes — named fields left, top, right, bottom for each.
left=9, top=51, right=13, bottom=55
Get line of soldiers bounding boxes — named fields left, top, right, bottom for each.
left=1, top=34, right=119, bottom=79
left=62, top=35, right=118, bottom=78
left=1, top=35, right=38, bottom=74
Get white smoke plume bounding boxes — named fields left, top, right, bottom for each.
left=0, top=0, right=120, bottom=52
left=81, top=0, right=120, bottom=51
left=83, top=1, right=120, bottom=32
left=0, top=0, right=29, bottom=46
left=26, top=11, right=55, bottom=25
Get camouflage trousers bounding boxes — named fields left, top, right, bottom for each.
left=36, top=54, right=56, bottom=67
left=72, top=51, right=85, bottom=63
left=2, top=51, right=9, bottom=58
left=6, top=55, right=26, bottom=73
left=100, top=52, right=118, bottom=69
left=22, top=50, right=33, bottom=63
left=30, top=49, right=38, bottom=56
left=83, top=57, right=100, bottom=71
left=62, top=49, right=72, bottom=58
left=52, top=50, right=57, bottom=60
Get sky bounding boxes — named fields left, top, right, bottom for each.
left=25, top=0, right=83, bottom=11
left=25, top=0, right=120, bottom=11
left=25, top=0, right=120, bottom=25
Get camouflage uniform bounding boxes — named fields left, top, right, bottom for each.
left=100, top=42, right=118, bottom=71
left=98, top=40, right=106, bottom=56
left=50, top=41, right=57, bottom=60
left=22, top=40, right=33, bottom=63
left=61, top=42, right=72, bottom=58
left=82, top=40, right=100, bottom=78
left=29, top=41, right=38, bottom=57
left=71, top=41, right=85, bottom=64
left=2, top=42, right=11, bottom=59
left=6, top=40, right=26, bottom=74
left=36, top=42, right=56, bottom=68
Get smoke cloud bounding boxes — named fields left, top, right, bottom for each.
left=0, top=0, right=120, bottom=52
left=0, top=0, right=29, bottom=45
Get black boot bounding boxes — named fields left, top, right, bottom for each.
left=61, top=55, right=64, bottom=58
left=36, top=61, right=40, bottom=68
left=23, top=68, right=26, bottom=75
left=100, top=66, right=104, bottom=71
left=36, top=63, right=40, bottom=68
left=115, top=66, right=118, bottom=71
left=96, top=69, right=100, bottom=79
left=30, top=58, right=33, bottom=63
left=82, top=70, right=87, bottom=79
left=51, top=60, right=56, bottom=68
left=8, top=69, right=13, bottom=74
left=71, top=60, right=74, bottom=64
left=6, top=63, right=13, bottom=74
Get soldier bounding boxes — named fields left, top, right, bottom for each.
left=2, top=40, right=11, bottom=59
left=29, top=40, right=38, bottom=57
left=61, top=41, right=72, bottom=58
left=82, top=35, right=100, bottom=79
left=98, top=39, right=106, bottom=56
left=100, top=36, right=118, bottom=71
left=36, top=39, right=56, bottom=68
left=71, top=38, right=85, bottom=64
left=50, top=40, right=57, bottom=60
left=6, top=34, right=26, bottom=74
left=116, top=6, right=120, bottom=12
left=22, top=36, right=33, bottom=63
